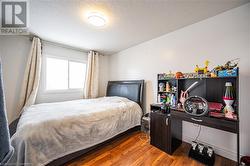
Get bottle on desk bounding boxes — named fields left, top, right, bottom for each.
left=161, top=104, right=170, bottom=114
left=158, top=94, right=161, bottom=103
left=170, top=94, right=177, bottom=107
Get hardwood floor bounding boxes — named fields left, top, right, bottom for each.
left=67, top=131, right=236, bottom=166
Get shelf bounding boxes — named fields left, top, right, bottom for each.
left=177, top=76, right=238, bottom=80
left=158, top=79, right=176, bottom=81
left=158, top=91, right=177, bottom=94
left=158, top=76, right=238, bottom=81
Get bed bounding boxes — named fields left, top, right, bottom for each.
left=9, top=80, right=144, bottom=166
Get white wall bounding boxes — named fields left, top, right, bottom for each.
left=0, top=36, right=31, bottom=123
left=108, top=3, right=250, bottom=160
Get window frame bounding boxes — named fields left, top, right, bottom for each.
left=42, top=54, right=87, bottom=94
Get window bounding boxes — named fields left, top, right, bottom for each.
left=45, top=57, right=87, bottom=91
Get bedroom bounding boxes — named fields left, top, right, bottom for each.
left=0, top=0, right=249, bottom=166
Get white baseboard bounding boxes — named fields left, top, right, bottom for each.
left=182, top=135, right=240, bottom=161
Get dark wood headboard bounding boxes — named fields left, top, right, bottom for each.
left=106, top=80, right=144, bottom=111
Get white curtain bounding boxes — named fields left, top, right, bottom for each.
left=18, top=37, right=42, bottom=114
left=84, top=50, right=99, bottom=99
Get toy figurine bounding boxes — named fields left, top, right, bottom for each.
left=212, top=59, right=239, bottom=77
left=159, top=83, right=165, bottom=92
left=172, top=86, right=177, bottom=93
left=175, top=72, right=184, bottom=79
left=195, top=60, right=210, bottom=74
left=210, top=69, right=217, bottom=78
left=213, top=58, right=239, bottom=71
left=164, top=70, right=175, bottom=79
left=166, top=82, right=171, bottom=92
left=223, top=59, right=239, bottom=70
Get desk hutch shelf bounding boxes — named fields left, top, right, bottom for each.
left=150, top=75, right=240, bottom=165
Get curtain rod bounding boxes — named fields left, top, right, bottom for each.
left=42, top=40, right=88, bottom=53
left=27, top=35, right=88, bottom=53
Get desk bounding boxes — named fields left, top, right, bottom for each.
left=150, top=104, right=240, bottom=165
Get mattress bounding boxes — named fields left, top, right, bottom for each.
left=9, top=96, right=142, bottom=166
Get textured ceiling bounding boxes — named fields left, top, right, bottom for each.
left=29, top=0, right=250, bottom=55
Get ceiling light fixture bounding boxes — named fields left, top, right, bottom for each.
left=87, top=12, right=106, bottom=27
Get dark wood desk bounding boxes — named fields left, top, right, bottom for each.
left=150, top=104, right=240, bottom=165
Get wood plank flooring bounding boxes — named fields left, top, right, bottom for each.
left=67, top=131, right=236, bottom=166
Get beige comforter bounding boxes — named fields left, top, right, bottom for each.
left=9, top=97, right=142, bottom=166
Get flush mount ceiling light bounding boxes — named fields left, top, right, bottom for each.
left=87, top=12, right=106, bottom=27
